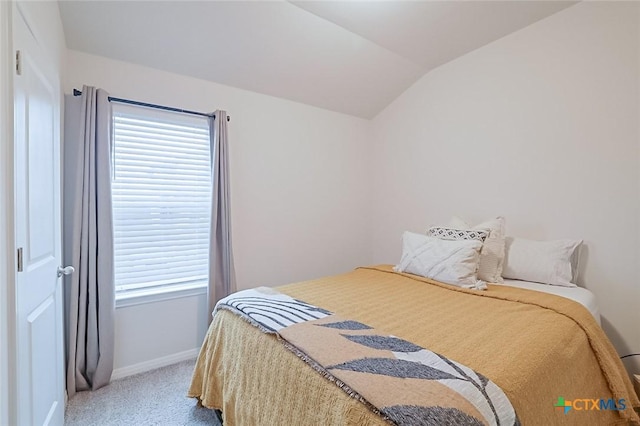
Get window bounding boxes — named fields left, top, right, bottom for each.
left=112, top=103, right=211, bottom=301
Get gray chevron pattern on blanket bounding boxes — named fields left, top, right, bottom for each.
left=215, top=287, right=519, bottom=426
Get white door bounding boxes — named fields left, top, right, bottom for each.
left=13, top=5, right=65, bottom=426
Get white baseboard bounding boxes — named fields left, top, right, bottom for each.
left=111, top=348, right=199, bottom=381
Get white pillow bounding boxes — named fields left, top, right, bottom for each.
left=502, top=237, right=583, bottom=287
left=394, top=232, right=486, bottom=290
left=449, top=216, right=506, bottom=284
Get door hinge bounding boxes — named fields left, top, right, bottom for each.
left=15, top=50, right=21, bottom=75
left=17, top=247, right=23, bottom=272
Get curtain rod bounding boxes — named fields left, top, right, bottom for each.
left=72, top=89, right=230, bottom=122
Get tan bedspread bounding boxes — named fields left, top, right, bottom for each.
left=189, top=266, right=640, bottom=425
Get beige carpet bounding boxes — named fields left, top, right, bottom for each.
left=65, top=359, right=222, bottom=426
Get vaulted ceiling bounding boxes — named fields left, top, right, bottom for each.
left=58, top=1, right=576, bottom=118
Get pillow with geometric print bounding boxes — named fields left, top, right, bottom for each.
left=427, top=226, right=490, bottom=244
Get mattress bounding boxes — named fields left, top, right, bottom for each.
left=497, top=279, right=600, bottom=324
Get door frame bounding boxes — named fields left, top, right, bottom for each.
left=0, top=1, right=16, bottom=425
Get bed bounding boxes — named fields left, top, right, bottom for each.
left=188, top=265, right=640, bottom=425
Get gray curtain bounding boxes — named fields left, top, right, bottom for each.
left=208, top=111, right=237, bottom=321
left=63, top=85, right=115, bottom=397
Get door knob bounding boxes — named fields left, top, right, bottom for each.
left=57, top=266, right=75, bottom=277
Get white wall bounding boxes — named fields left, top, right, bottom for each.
left=64, top=50, right=372, bottom=372
left=371, top=2, right=640, bottom=373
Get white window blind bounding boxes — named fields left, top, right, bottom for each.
left=112, top=103, right=211, bottom=298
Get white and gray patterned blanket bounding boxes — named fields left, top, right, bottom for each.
left=215, top=288, right=519, bottom=426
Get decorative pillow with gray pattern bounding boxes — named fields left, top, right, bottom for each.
left=427, top=227, right=489, bottom=243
